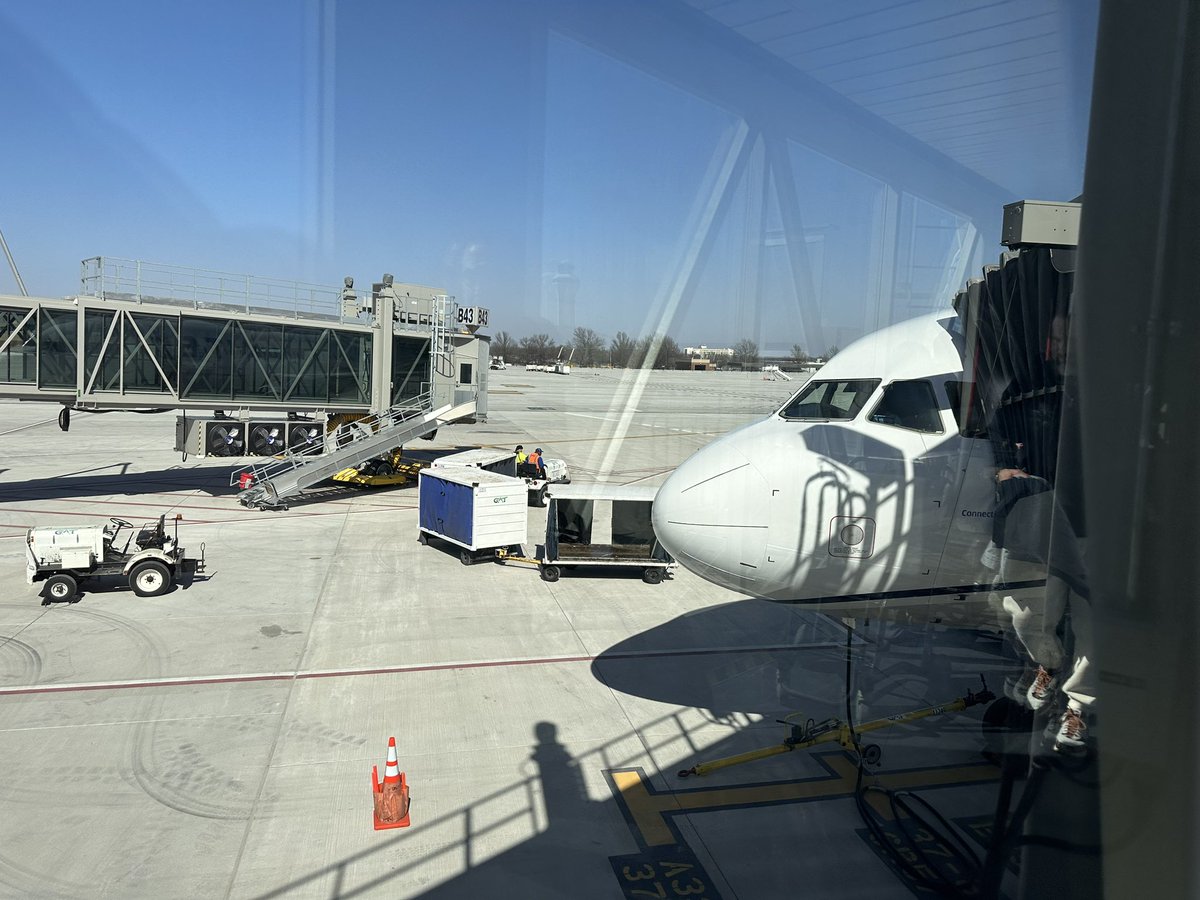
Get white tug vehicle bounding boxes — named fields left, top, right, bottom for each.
left=26, top=515, right=205, bottom=603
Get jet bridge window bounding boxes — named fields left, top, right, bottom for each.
left=779, top=379, right=880, bottom=420
left=868, top=380, right=943, bottom=433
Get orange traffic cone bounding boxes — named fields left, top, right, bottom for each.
left=371, top=736, right=411, bottom=830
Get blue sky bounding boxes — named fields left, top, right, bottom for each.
left=0, top=0, right=1095, bottom=353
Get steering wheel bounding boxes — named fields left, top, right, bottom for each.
left=109, top=518, right=134, bottom=529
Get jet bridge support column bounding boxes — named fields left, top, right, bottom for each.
left=369, top=280, right=396, bottom=414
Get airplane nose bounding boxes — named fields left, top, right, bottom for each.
left=653, top=434, right=769, bottom=589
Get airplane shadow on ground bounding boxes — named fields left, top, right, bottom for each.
left=591, top=598, right=1016, bottom=722
left=250, top=603, right=1023, bottom=899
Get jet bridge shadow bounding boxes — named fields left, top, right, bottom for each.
left=0, top=463, right=239, bottom=503
left=0, top=463, right=426, bottom=507
left=773, top=423, right=977, bottom=605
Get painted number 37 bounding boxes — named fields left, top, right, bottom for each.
left=621, top=862, right=709, bottom=898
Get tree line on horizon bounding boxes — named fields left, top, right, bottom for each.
left=489, top=327, right=838, bottom=369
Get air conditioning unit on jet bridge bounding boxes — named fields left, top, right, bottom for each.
left=175, top=417, right=247, bottom=458
left=176, top=417, right=327, bottom=458
left=246, top=421, right=288, bottom=456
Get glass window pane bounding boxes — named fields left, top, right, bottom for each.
left=282, top=325, right=328, bottom=403
left=124, top=313, right=177, bottom=393
left=392, top=336, right=431, bottom=404
left=37, top=307, right=76, bottom=389
left=84, top=310, right=120, bottom=391
left=0, top=306, right=38, bottom=384
left=233, top=321, right=283, bottom=401
left=779, top=379, right=880, bottom=420
left=868, top=380, right=943, bottom=433
left=179, top=316, right=232, bottom=400
left=329, top=331, right=370, bottom=403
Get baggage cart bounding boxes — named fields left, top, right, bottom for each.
left=417, top=468, right=528, bottom=565
left=540, top=484, right=674, bottom=583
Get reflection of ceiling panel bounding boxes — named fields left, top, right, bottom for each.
left=685, top=0, right=1089, bottom=196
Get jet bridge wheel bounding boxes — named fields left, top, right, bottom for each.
left=43, top=573, right=78, bottom=602
left=129, top=560, right=172, bottom=597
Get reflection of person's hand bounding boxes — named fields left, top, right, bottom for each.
left=996, top=467, right=1029, bottom=482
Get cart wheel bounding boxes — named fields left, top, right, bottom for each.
left=44, top=573, right=78, bottom=602
left=862, top=743, right=882, bottom=766
left=536, top=486, right=548, bottom=507
left=541, top=565, right=561, bottom=582
left=129, top=560, right=172, bottom=597
left=417, top=532, right=428, bottom=545
left=460, top=549, right=474, bottom=566
left=642, top=568, right=664, bottom=584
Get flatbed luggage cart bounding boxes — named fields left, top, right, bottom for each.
left=540, top=484, right=675, bottom=583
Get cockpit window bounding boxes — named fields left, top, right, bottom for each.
left=779, top=379, right=880, bottom=420
left=868, top=380, right=944, bottom=433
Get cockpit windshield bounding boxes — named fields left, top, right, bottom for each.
left=778, top=379, right=881, bottom=420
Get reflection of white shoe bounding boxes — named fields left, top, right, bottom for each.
left=1054, top=706, right=1088, bottom=754
left=1026, top=665, right=1057, bottom=711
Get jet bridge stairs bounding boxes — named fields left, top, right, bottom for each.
left=233, top=391, right=473, bottom=510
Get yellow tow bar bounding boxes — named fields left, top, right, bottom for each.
left=677, top=676, right=994, bottom=778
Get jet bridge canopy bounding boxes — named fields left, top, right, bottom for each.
left=0, top=257, right=490, bottom=418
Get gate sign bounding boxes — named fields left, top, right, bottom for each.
left=455, top=306, right=489, bottom=329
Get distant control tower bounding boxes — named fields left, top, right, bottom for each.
left=551, top=260, right=579, bottom=335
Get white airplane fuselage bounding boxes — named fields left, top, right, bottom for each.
left=653, top=312, right=998, bottom=605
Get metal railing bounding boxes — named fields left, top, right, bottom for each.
left=230, top=391, right=435, bottom=491
left=80, top=257, right=351, bottom=321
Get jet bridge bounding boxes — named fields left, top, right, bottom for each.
left=0, top=257, right=490, bottom=456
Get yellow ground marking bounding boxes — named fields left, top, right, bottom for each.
left=610, top=752, right=999, bottom=847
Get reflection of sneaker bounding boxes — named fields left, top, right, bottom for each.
left=1026, top=666, right=1057, bottom=711
left=1054, top=706, right=1088, bottom=754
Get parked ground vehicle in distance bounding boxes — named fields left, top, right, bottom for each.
left=26, top=515, right=205, bottom=602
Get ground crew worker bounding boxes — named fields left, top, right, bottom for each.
left=515, top=445, right=527, bottom=464
left=527, top=448, right=546, bottom=478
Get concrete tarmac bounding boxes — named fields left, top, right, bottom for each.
left=0, top=368, right=1018, bottom=899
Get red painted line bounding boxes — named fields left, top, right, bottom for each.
left=12, top=494, right=414, bottom=514
left=0, top=643, right=818, bottom=698
left=7, top=497, right=255, bottom=515
left=0, top=503, right=417, bottom=527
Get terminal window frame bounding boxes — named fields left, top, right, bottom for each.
left=943, top=379, right=990, bottom=438
left=867, top=379, right=944, bottom=434
left=779, top=379, right=881, bottom=421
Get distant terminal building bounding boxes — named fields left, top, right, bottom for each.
left=684, top=345, right=734, bottom=358
left=682, top=345, right=733, bottom=371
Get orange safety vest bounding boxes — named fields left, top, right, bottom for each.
left=527, top=451, right=542, bottom=468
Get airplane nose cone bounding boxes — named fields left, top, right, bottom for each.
left=653, top=434, right=769, bottom=589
